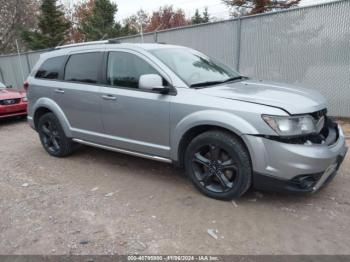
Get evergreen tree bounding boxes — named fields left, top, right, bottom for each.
left=191, top=9, right=203, bottom=24
left=79, top=0, right=119, bottom=41
left=202, top=7, right=210, bottom=23
left=191, top=8, right=210, bottom=25
left=21, top=0, right=70, bottom=50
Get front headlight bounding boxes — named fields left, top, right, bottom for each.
left=262, top=114, right=318, bottom=136
left=22, top=95, right=28, bottom=102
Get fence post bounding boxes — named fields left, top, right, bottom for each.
left=25, top=53, right=31, bottom=74
left=235, top=17, right=242, bottom=72
left=154, top=31, right=158, bottom=43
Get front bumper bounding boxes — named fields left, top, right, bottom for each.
left=0, top=102, right=27, bottom=119
left=244, top=124, right=348, bottom=193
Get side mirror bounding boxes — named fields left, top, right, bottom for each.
left=139, top=74, right=169, bottom=94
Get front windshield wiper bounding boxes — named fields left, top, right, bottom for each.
left=190, top=76, right=247, bottom=88
left=190, top=81, right=225, bottom=88
left=222, top=76, right=247, bottom=83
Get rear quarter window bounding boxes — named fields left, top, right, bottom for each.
left=35, top=56, right=65, bottom=79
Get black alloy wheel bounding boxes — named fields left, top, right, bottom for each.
left=38, top=112, right=75, bottom=157
left=185, top=130, right=252, bottom=200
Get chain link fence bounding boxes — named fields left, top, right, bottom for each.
left=0, top=0, right=349, bottom=116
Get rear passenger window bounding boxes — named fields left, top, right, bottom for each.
left=35, top=56, right=65, bottom=79
left=64, top=52, right=102, bottom=84
left=107, top=52, right=159, bottom=89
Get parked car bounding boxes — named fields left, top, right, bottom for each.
left=0, top=82, right=28, bottom=119
left=26, top=42, right=348, bottom=200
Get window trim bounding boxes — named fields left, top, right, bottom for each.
left=102, top=49, right=177, bottom=95
left=62, top=51, right=105, bottom=85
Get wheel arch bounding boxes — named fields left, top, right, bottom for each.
left=172, top=110, right=258, bottom=167
left=32, top=98, right=72, bottom=137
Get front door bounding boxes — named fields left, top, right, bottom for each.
left=100, top=50, right=171, bottom=158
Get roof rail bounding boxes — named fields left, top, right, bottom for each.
left=55, top=40, right=108, bottom=50
left=108, top=39, right=121, bottom=44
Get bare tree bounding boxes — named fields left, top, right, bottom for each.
left=0, top=0, right=39, bottom=54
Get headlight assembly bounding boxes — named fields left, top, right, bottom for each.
left=262, top=114, right=321, bottom=136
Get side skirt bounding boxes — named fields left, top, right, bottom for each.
left=72, top=138, right=172, bottom=164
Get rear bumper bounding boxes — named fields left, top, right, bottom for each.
left=0, top=103, right=27, bottom=119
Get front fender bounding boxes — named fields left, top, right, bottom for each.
left=170, top=110, right=260, bottom=161
left=31, top=97, right=72, bottom=137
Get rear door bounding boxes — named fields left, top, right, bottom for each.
left=54, top=50, right=104, bottom=142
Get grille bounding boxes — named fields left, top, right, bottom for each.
left=0, top=98, right=21, bottom=105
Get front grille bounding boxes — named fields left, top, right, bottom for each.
left=0, top=98, right=21, bottom=105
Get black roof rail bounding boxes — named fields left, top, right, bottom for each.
left=108, top=39, right=121, bottom=44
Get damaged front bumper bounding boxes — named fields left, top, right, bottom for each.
left=244, top=120, right=348, bottom=193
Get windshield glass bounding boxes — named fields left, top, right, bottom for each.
left=0, top=82, right=5, bottom=89
left=150, top=48, right=241, bottom=87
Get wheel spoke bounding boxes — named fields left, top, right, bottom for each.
left=47, top=121, right=53, bottom=131
left=193, top=152, right=210, bottom=167
left=209, top=145, right=220, bottom=161
left=42, top=125, right=51, bottom=136
left=199, top=172, right=212, bottom=186
left=51, top=137, right=60, bottom=150
left=215, top=172, right=231, bottom=190
left=221, top=159, right=237, bottom=171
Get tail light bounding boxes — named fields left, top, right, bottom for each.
left=23, top=80, right=29, bottom=91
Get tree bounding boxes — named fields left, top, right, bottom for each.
left=21, top=0, right=70, bottom=50
left=191, top=7, right=210, bottom=24
left=191, top=9, right=203, bottom=24
left=66, top=0, right=95, bottom=43
left=146, top=6, right=188, bottom=32
left=222, top=0, right=300, bottom=16
left=202, top=7, right=210, bottom=23
left=0, top=0, right=39, bottom=53
left=78, top=0, right=119, bottom=41
left=122, top=9, right=150, bottom=35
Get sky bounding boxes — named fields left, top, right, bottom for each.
left=62, top=0, right=336, bottom=21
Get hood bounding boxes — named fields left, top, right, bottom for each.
left=197, top=79, right=327, bottom=114
left=0, top=88, right=26, bottom=100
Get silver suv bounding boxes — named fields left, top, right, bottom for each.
left=27, top=41, right=348, bottom=200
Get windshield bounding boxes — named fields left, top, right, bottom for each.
left=0, top=82, right=5, bottom=89
left=150, top=48, right=241, bottom=87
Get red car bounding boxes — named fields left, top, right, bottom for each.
left=0, top=82, right=28, bottom=119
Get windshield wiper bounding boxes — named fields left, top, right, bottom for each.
left=190, top=81, right=225, bottom=88
left=190, top=76, right=247, bottom=88
left=222, top=76, right=247, bottom=83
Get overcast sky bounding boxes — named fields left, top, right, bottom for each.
left=62, top=0, right=335, bottom=21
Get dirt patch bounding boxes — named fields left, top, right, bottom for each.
left=0, top=119, right=349, bottom=255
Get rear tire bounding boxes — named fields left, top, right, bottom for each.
left=37, top=112, right=74, bottom=157
left=184, top=130, right=252, bottom=200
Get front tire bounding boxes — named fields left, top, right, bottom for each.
left=185, top=130, right=252, bottom=200
left=37, top=112, right=74, bottom=157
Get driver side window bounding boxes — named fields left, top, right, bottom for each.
left=107, top=52, right=160, bottom=89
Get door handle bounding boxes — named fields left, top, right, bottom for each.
left=54, top=89, right=65, bottom=94
left=102, top=95, right=117, bottom=101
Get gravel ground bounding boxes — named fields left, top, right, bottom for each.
left=0, top=119, right=349, bottom=255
